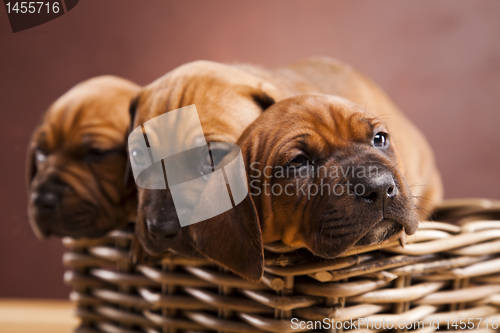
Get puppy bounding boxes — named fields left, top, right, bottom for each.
left=27, top=76, right=140, bottom=239
left=281, top=57, right=443, bottom=217
left=214, top=93, right=442, bottom=258
left=129, top=60, right=297, bottom=281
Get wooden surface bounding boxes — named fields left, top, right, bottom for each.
left=0, top=299, right=79, bottom=333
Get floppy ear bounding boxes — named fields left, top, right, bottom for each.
left=248, top=79, right=289, bottom=112
left=251, top=90, right=276, bottom=111
left=188, top=193, right=263, bottom=282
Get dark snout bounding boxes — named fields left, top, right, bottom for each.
left=31, top=175, right=68, bottom=211
left=146, top=216, right=181, bottom=239
left=142, top=190, right=182, bottom=240
left=29, top=171, right=106, bottom=238
left=32, top=190, right=60, bottom=212
left=136, top=189, right=203, bottom=258
left=29, top=175, right=71, bottom=238
left=353, top=170, right=397, bottom=205
left=350, top=164, right=418, bottom=236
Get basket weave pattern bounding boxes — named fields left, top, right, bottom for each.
left=63, top=200, right=500, bottom=333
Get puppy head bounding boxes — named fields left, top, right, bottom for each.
left=27, top=76, right=140, bottom=239
left=224, top=94, right=418, bottom=258
left=129, top=61, right=283, bottom=280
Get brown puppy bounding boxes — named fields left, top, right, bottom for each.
left=278, top=57, right=443, bottom=217
left=27, top=76, right=139, bottom=239
left=214, top=92, right=442, bottom=258
left=129, top=60, right=299, bottom=281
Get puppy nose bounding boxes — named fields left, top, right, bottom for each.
left=146, top=218, right=181, bottom=239
left=356, top=172, right=397, bottom=204
left=32, top=191, right=60, bottom=211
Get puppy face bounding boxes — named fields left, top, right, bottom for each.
left=230, top=95, right=418, bottom=258
left=27, top=76, right=139, bottom=239
left=129, top=61, right=285, bottom=281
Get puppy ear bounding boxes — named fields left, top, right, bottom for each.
left=189, top=193, right=263, bottom=282
left=251, top=91, right=275, bottom=111
left=248, top=80, right=288, bottom=112
left=128, top=95, right=139, bottom=128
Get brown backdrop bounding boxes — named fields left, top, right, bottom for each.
left=1, top=0, right=499, bottom=299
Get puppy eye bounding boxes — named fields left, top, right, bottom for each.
left=84, top=147, right=122, bottom=162
left=83, top=148, right=107, bottom=162
left=131, top=149, right=148, bottom=166
left=87, top=148, right=105, bottom=156
left=35, top=149, right=46, bottom=162
left=200, top=144, right=231, bottom=176
left=373, top=132, right=389, bottom=148
left=287, top=155, right=310, bottom=168
left=200, top=157, right=214, bottom=176
left=210, top=147, right=230, bottom=164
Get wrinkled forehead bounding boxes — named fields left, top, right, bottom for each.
left=134, top=76, right=262, bottom=142
left=244, top=96, right=386, bottom=164
left=283, top=96, right=379, bottom=139
left=37, top=100, right=127, bottom=149
left=135, top=104, right=206, bottom=153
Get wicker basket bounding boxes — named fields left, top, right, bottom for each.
left=62, top=199, right=500, bottom=333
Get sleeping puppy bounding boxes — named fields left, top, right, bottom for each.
left=213, top=93, right=443, bottom=258
left=129, top=60, right=293, bottom=281
left=27, top=76, right=140, bottom=239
